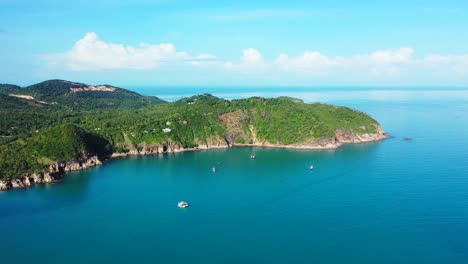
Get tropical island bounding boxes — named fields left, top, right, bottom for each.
left=0, top=80, right=387, bottom=190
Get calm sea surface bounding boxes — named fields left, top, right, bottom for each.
left=1, top=88, right=468, bottom=263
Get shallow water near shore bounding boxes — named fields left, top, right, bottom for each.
left=1, top=89, right=468, bottom=263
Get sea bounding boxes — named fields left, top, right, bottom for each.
left=1, top=87, right=468, bottom=264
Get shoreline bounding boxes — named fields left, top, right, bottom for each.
left=0, top=132, right=387, bottom=191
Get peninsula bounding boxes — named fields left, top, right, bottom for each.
left=0, top=80, right=387, bottom=190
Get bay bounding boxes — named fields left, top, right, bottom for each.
left=1, top=88, right=468, bottom=263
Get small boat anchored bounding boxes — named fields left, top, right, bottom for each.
left=177, top=201, right=189, bottom=208
left=212, top=167, right=217, bottom=172
left=309, top=165, right=314, bottom=170
left=250, top=154, right=256, bottom=159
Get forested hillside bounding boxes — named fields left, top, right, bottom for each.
left=0, top=80, right=385, bottom=180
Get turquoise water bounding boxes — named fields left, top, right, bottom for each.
left=1, top=89, right=468, bottom=263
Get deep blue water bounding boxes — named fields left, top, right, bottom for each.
left=1, top=88, right=468, bottom=263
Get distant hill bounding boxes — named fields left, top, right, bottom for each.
left=175, top=93, right=227, bottom=105
left=0, top=84, right=21, bottom=94
left=1, top=79, right=165, bottom=110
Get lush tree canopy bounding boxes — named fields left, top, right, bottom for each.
left=0, top=80, right=381, bottom=180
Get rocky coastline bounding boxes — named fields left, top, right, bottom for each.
left=0, top=129, right=387, bottom=191
left=0, top=156, right=102, bottom=191
left=0, top=142, right=230, bottom=191
left=235, top=126, right=388, bottom=149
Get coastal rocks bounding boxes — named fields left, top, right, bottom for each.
left=31, top=173, right=43, bottom=182
left=64, top=162, right=81, bottom=171
left=49, top=163, right=62, bottom=174
left=0, top=172, right=62, bottom=190
left=195, top=142, right=229, bottom=150
left=335, top=130, right=360, bottom=143
left=43, top=173, right=58, bottom=183
left=231, top=125, right=387, bottom=150
left=23, top=176, right=32, bottom=187
left=139, top=145, right=160, bottom=155
left=110, top=140, right=230, bottom=159
left=335, top=126, right=387, bottom=144
left=11, top=179, right=25, bottom=188
left=128, top=149, right=139, bottom=155
left=59, top=156, right=103, bottom=172
left=124, top=144, right=163, bottom=156
left=0, top=156, right=102, bottom=191
left=115, top=140, right=230, bottom=157
left=282, top=138, right=339, bottom=149
left=0, top=181, right=11, bottom=190
left=85, top=156, right=102, bottom=166
left=111, top=152, right=128, bottom=158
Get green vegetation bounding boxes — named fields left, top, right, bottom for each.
left=0, top=124, right=111, bottom=180
left=0, top=84, right=21, bottom=94
left=0, top=80, right=382, bottom=180
left=1, top=79, right=164, bottom=111
left=28, top=124, right=112, bottom=162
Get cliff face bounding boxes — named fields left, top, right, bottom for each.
left=231, top=125, right=387, bottom=149
left=0, top=156, right=102, bottom=191
left=112, top=139, right=229, bottom=158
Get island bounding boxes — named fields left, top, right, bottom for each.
left=0, top=80, right=387, bottom=190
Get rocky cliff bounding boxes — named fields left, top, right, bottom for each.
left=0, top=156, right=102, bottom=191
left=232, top=125, right=387, bottom=149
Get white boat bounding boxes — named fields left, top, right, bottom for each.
left=178, top=201, right=189, bottom=208
left=310, top=165, right=314, bottom=170
left=250, top=154, right=256, bottom=159
left=212, top=167, right=216, bottom=172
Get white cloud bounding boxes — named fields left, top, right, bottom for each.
left=40, top=33, right=468, bottom=84
left=185, top=54, right=223, bottom=67
left=224, top=48, right=268, bottom=72
left=275, top=51, right=348, bottom=75
left=423, top=54, right=468, bottom=74
left=368, top=48, right=414, bottom=64
left=240, top=48, right=264, bottom=64
left=43, top=32, right=218, bottom=71
left=274, top=48, right=416, bottom=76
left=424, top=54, right=468, bottom=66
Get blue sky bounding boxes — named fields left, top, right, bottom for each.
left=1, top=0, right=468, bottom=87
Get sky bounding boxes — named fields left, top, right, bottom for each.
left=1, top=0, right=468, bottom=87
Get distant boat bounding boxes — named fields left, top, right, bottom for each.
left=212, top=167, right=217, bottom=172
left=404, top=137, right=413, bottom=141
left=250, top=154, right=256, bottom=159
left=177, top=201, right=189, bottom=208
left=310, top=165, right=314, bottom=170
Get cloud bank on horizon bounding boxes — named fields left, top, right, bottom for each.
left=42, top=32, right=468, bottom=83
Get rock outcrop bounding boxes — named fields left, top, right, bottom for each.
left=0, top=156, right=101, bottom=191
left=233, top=125, right=387, bottom=150
left=111, top=140, right=229, bottom=158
